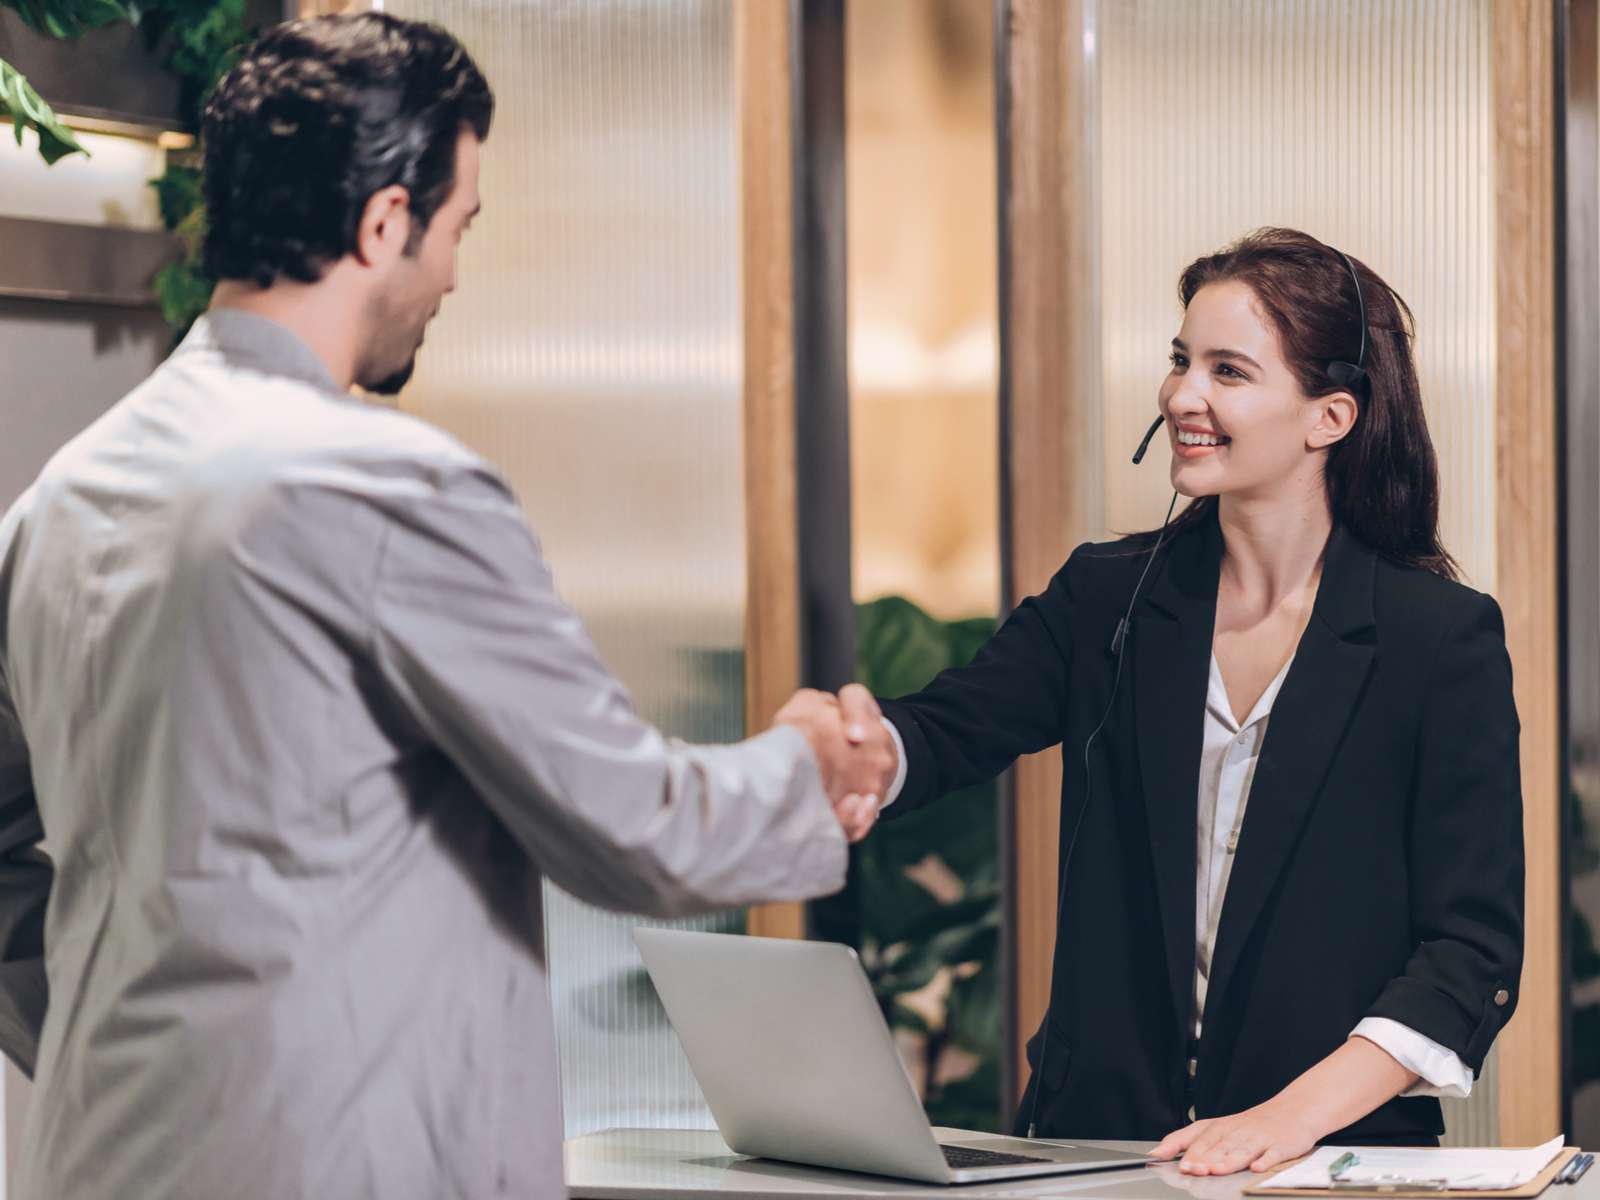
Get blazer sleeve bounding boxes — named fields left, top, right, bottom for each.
left=1362, top=591, right=1524, bottom=1074
left=876, top=543, right=1087, bottom=816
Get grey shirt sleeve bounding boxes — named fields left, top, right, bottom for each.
left=369, top=467, right=847, bottom=917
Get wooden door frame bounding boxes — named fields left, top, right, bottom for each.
left=994, top=0, right=1104, bottom=1122
left=739, top=0, right=852, bottom=941
left=1495, top=0, right=1562, bottom=1146
left=739, top=0, right=807, bottom=941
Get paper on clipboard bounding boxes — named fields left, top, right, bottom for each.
left=1261, top=1138, right=1566, bottom=1192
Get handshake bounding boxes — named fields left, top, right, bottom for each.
left=774, top=684, right=899, bottom=844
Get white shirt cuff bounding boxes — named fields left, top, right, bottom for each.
left=1350, top=1016, right=1474, bottom=1099
left=879, top=716, right=908, bottom=806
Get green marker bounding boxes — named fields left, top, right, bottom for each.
left=1328, top=1152, right=1361, bottom=1181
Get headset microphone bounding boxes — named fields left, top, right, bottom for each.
left=1131, top=414, right=1166, bottom=465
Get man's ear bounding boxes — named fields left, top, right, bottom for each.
left=1308, top=390, right=1359, bottom=451
left=353, top=185, right=412, bottom=268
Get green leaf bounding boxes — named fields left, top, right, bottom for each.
left=152, top=257, right=212, bottom=342
left=157, top=0, right=248, bottom=122
left=945, top=962, right=1002, bottom=1055
left=0, top=55, right=89, bottom=163
left=148, top=163, right=202, bottom=231
left=3, top=0, right=131, bottom=39
left=889, top=1001, right=930, bottom=1035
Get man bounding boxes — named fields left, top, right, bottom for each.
left=0, top=14, right=893, bottom=1198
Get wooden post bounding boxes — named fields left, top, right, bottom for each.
left=995, top=0, right=1105, bottom=1111
left=738, top=0, right=807, bottom=942
left=1493, top=0, right=1562, bottom=1145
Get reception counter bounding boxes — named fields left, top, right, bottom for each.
left=566, top=1128, right=1597, bottom=1200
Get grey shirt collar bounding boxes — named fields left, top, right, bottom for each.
left=177, top=308, right=342, bottom=394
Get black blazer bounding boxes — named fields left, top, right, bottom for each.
left=878, top=511, right=1523, bottom=1143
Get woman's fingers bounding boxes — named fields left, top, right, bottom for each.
left=1180, top=1127, right=1241, bottom=1173
left=1183, top=1129, right=1273, bottom=1176
left=1251, top=1144, right=1296, bottom=1174
left=834, top=793, right=879, bottom=843
left=1150, top=1120, right=1208, bottom=1161
left=838, top=683, right=881, bottom=744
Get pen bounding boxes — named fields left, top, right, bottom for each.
left=1571, top=1153, right=1594, bottom=1184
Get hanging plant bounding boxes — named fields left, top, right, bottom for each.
left=1, top=0, right=256, bottom=337
left=140, top=0, right=252, bottom=339
left=0, top=0, right=129, bottom=162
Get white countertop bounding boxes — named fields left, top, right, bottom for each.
left=565, top=1127, right=1384, bottom=1200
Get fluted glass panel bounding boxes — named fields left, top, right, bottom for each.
left=1097, top=0, right=1495, bottom=595
left=381, top=0, right=741, bottom=1137
left=1092, top=0, right=1497, bottom=1141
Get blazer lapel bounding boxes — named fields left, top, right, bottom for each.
left=1204, top=525, right=1378, bottom=1032
left=1134, top=512, right=1223, bottom=1043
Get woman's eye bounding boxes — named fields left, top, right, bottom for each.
left=1168, top=352, right=1188, bottom=369
left=1216, top=363, right=1243, bottom=379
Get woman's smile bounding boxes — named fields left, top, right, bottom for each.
left=1172, top=420, right=1232, bottom=458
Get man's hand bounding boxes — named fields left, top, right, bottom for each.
left=774, top=683, right=898, bottom=842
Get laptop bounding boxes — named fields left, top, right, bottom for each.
left=632, top=927, right=1151, bottom=1185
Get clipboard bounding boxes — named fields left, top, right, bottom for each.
left=1246, top=1146, right=1582, bottom=1199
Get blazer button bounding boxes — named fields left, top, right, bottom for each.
left=1495, top=989, right=1510, bottom=1007
left=1188, top=1105, right=1197, bottom=1122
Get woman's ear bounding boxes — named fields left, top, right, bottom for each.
left=1308, top=391, right=1359, bottom=450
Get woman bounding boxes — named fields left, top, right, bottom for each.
left=871, top=229, right=1523, bottom=1175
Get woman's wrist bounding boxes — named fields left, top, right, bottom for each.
left=1274, top=1036, right=1418, bottom=1141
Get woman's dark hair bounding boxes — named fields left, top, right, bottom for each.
left=202, top=13, right=494, bottom=287
left=1143, top=227, right=1458, bottom=580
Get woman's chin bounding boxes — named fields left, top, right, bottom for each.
left=1168, top=473, right=1219, bottom=500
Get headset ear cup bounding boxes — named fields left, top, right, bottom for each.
left=1324, top=360, right=1368, bottom=393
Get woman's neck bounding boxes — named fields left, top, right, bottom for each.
left=1215, top=482, right=1334, bottom=604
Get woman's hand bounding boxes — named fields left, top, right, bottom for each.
left=1148, top=1096, right=1319, bottom=1176
left=1148, top=1035, right=1421, bottom=1176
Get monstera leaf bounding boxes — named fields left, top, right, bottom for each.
left=0, top=0, right=134, bottom=164
left=0, top=55, right=86, bottom=162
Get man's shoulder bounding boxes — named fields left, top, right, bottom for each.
left=148, top=351, right=508, bottom=509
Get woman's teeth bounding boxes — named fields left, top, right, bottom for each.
left=1177, top=430, right=1228, bottom=446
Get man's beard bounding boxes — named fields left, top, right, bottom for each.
left=365, top=354, right=417, bottom=397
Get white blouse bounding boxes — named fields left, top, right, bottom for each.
left=879, top=650, right=1473, bottom=1100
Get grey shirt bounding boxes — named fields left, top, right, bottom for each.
left=0, top=310, right=846, bottom=1199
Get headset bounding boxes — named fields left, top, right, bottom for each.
left=1023, top=245, right=1368, bottom=1138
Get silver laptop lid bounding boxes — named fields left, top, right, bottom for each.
left=633, top=927, right=952, bottom=1183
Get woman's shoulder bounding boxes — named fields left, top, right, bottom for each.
left=1372, top=553, right=1505, bottom=639
left=1058, top=533, right=1169, bottom=587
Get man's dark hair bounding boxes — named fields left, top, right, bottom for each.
left=202, top=13, right=494, bottom=287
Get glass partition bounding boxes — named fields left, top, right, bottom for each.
left=380, top=0, right=744, bottom=1136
